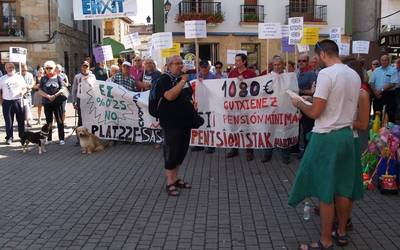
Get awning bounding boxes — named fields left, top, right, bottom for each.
left=102, top=37, right=126, bottom=58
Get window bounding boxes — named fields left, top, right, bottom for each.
left=93, top=25, right=97, bottom=42
left=289, top=0, right=315, bottom=18
left=104, top=20, right=114, bottom=35
left=0, top=0, right=16, bottom=36
left=98, top=27, right=101, bottom=44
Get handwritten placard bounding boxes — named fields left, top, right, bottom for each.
left=151, top=32, right=173, bottom=50
left=185, top=20, right=207, bottom=39
left=288, top=17, right=303, bottom=45
left=258, top=23, right=282, bottom=39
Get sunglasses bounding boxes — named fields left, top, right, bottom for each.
left=45, top=67, right=53, bottom=70
left=298, top=60, right=307, bottom=63
left=372, top=63, right=379, bottom=66
left=82, top=65, right=89, bottom=68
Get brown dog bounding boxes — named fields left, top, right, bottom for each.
left=76, top=126, right=106, bottom=154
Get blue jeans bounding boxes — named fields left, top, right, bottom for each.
left=2, top=99, right=25, bottom=140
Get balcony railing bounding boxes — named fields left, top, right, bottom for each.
left=177, top=1, right=224, bottom=24
left=0, top=16, right=24, bottom=37
left=240, top=5, right=264, bottom=23
left=381, top=25, right=400, bottom=33
left=285, top=5, right=327, bottom=23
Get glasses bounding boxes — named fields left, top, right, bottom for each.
left=134, top=59, right=142, bottom=62
left=372, top=63, right=379, bottom=66
left=45, top=67, right=53, bottom=70
left=298, top=60, right=307, bottom=63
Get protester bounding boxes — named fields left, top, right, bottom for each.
left=85, top=55, right=95, bottom=71
left=369, top=55, right=398, bottom=122
left=226, top=53, right=257, bottom=161
left=226, top=65, right=232, bottom=75
left=288, top=40, right=362, bottom=250
left=117, top=58, right=124, bottom=69
left=190, top=60, right=216, bottom=153
left=287, top=60, right=296, bottom=73
left=55, top=64, right=69, bottom=123
left=108, top=65, right=119, bottom=81
left=297, top=54, right=317, bottom=157
left=20, top=64, right=35, bottom=128
left=260, top=61, right=273, bottom=75
left=0, top=62, right=27, bottom=144
left=112, top=61, right=136, bottom=92
left=38, top=60, right=67, bottom=145
left=32, top=66, right=44, bottom=125
left=396, top=58, right=400, bottom=123
left=214, top=61, right=228, bottom=79
left=367, top=59, right=379, bottom=82
left=310, top=55, right=321, bottom=74
left=157, top=55, right=194, bottom=196
left=94, top=62, right=109, bottom=81
left=142, top=58, right=160, bottom=90
left=72, top=61, right=97, bottom=143
left=262, top=56, right=292, bottom=164
left=130, top=56, right=144, bottom=82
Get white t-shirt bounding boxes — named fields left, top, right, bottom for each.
left=0, top=74, right=27, bottom=100
left=312, top=63, right=361, bottom=133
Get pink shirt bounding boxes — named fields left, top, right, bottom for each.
left=129, top=65, right=144, bottom=82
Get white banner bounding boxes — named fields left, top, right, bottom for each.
left=288, top=17, right=303, bottom=45
left=185, top=20, right=207, bottom=39
left=258, top=23, right=282, bottom=39
left=191, top=73, right=300, bottom=149
left=227, top=49, right=247, bottom=65
left=73, top=0, right=137, bottom=20
left=124, top=32, right=141, bottom=49
left=9, top=47, right=27, bottom=64
left=352, top=40, right=370, bottom=54
left=152, top=32, right=173, bottom=50
left=80, top=80, right=162, bottom=143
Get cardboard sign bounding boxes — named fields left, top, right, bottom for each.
left=93, top=45, right=113, bottom=63
left=297, top=44, right=309, bottom=53
left=185, top=20, right=207, bottom=39
left=124, top=32, right=141, bottom=49
left=227, top=49, right=247, bottom=65
left=339, top=43, right=350, bottom=56
left=73, top=0, right=137, bottom=20
left=288, top=17, right=303, bottom=45
left=258, top=23, right=282, bottom=39
left=281, top=25, right=289, bottom=38
left=9, top=47, right=27, bottom=64
left=329, top=27, right=341, bottom=44
left=161, top=43, right=181, bottom=58
left=151, top=32, right=173, bottom=50
left=352, top=40, right=370, bottom=54
left=183, top=60, right=195, bottom=70
left=282, top=37, right=295, bottom=53
left=300, top=28, right=319, bottom=45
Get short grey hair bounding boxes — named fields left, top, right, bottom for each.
left=272, top=55, right=283, bottom=64
left=167, top=55, right=182, bottom=65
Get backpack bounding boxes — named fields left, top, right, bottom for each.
left=148, top=75, right=165, bottom=118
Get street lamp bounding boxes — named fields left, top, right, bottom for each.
left=146, top=16, right=151, bottom=24
left=164, top=0, right=171, bottom=24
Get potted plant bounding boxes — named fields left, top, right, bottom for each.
left=243, top=13, right=259, bottom=22
left=175, top=12, right=225, bottom=24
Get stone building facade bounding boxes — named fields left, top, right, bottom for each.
left=0, top=0, right=102, bottom=80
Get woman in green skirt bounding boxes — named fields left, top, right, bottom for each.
left=288, top=40, right=363, bottom=250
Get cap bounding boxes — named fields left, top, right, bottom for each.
left=82, top=61, right=90, bottom=66
left=199, top=60, right=209, bottom=68
left=122, top=61, right=132, bottom=67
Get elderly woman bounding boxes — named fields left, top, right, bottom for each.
left=38, top=60, right=66, bottom=145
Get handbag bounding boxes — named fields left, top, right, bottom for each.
left=191, top=112, right=204, bottom=129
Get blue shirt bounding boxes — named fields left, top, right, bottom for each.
left=297, top=70, right=317, bottom=91
left=369, top=65, right=398, bottom=90
left=189, top=71, right=216, bottom=81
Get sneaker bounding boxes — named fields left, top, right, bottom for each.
left=6, top=138, right=12, bottom=145
left=45, top=140, right=52, bottom=145
left=59, top=140, right=65, bottom=145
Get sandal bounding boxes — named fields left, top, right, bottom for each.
left=299, top=240, right=333, bottom=250
left=166, top=184, right=180, bottom=196
left=174, top=179, right=192, bottom=189
left=332, top=229, right=349, bottom=246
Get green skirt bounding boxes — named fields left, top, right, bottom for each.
left=288, top=127, right=364, bottom=207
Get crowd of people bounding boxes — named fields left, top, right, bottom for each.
left=1, top=39, right=400, bottom=248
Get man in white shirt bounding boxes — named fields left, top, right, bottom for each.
left=0, top=62, right=27, bottom=144
left=288, top=40, right=361, bottom=249
left=20, top=64, right=35, bottom=127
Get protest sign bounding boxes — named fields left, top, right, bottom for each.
left=297, top=44, right=309, bottom=53
left=184, top=20, right=207, bottom=39
left=352, top=40, right=370, bottom=54
left=227, top=49, right=247, bottom=64
left=9, top=47, right=27, bottom=64
left=161, top=43, right=181, bottom=58
left=183, top=60, right=195, bottom=70
left=300, top=28, right=319, bottom=45
left=281, top=37, right=295, bottom=53
left=191, top=73, right=300, bottom=149
left=258, top=23, right=282, bottom=39
left=151, top=32, right=173, bottom=50
left=330, top=27, right=341, bottom=44
left=288, top=17, right=303, bottom=45
left=339, top=43, right=350, bottom=56
left=281, top=25, right=289, bottom=38
left=93, top=45, right=113, bottom=63
left=73, top=0, right=137, bottom=20
left=123, top=32, right=141, bottom=49
left=80, top=80, right=162, bottom=143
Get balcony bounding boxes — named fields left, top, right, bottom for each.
left=240, top=5, right=264, bottom=23
left=0, top=16, right=24, bottom=37
left=381, top=25, right=400, bottom=34
left=176, top=1, right=224, bottom=24
left=285, top=5, right=327, bottom=23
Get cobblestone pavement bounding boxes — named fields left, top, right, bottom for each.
left=0, top=104, right=399, bottom=249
